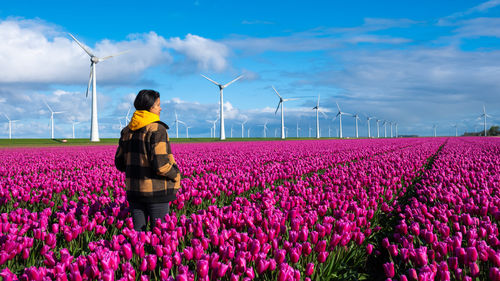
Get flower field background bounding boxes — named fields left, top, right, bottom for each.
left=0, top=137, right=499, bottom=281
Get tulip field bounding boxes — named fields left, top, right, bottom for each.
left=0, top=137, right=499, bottom=281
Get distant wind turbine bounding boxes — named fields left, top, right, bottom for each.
left=201, top=74, right=243, bottom=140
left=296, top=121, right=301, bottom=138
left=376, top=119, right=381, bottom=138
left=353, top=113, right=361, bottom=138
left=272, top=86, right=299, bottom=140
left=72, top=121, right=80, bottom=139
left=239, top=120, right=247, bottom=138
left=258, top=121, right=268, bottom=138
left=312, top=94, right=328, bottom=139
left=366, top=116, right=375, bottom=138
left=69, top=33, right=128, bottom=142
left=390, top=121, right=393, bottom=138
left=383, top=121, right=388, bottom=138
left=433, top=124, right=437, bottom=137
left=479, top=105, right=492, bottom=136
left=45, top=101, right=64, bottom=139
left=333, top=102, right=351, bottom=138
left=395, top=122, right=399, bottom=138
left=3, top=114, right=18, bottom=140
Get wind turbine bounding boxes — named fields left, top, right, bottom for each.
left=450, top=123, right=458, bottom=137
left=376, top=119, right=381, bottom=138
left=69, top=33, right=128, bottom=142
left=383, top=121, right=388, bottom=138
left=390, top=121, right=393, bottom=138
left=479, top=105, right=492, bottom=136
left=45, top=101, right=64, bottom=139
left=186, top=126, right=192, bottom=138
left=72, top=121, right=80, bottom=139
left=272, top=86, right=299, bottom=140
left=366, top=116, right=375, bottom=138
left=332, top=102, right=351, bottom=138
left=201, top=74, right=243, bottom=140
left=296, top=121, right=301, bottom=138
left=395, top=122, right=399, bottom=138
left=125, top=106, right=132, bottom=124
left=312, top=94, right=328, bottom=139
left=433, top=124, right=437, bottom=137
left=3, top=114, right=18, bottom=140
left=258, top=121, right=268, bottom=138
left=239, top=120, right=247, bottom=138
left=352, top=113, right=361, bottom=138
left=207, top=117, right=219, bottom=138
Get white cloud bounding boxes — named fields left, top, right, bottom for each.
left=0, top=19, right=171, bottom=84
left=165, top=34, right=229, bottom=71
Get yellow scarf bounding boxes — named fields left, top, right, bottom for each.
left=128, top=110, right=160, bottom=131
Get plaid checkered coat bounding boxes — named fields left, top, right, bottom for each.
left=115, top=121, right=180, bottom=203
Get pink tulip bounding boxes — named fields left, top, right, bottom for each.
left=305, top=263, right=314, bottom=276
left=197, top=260, right=209, bottom=278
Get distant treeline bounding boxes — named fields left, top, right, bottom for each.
left=463, top=125, right=500, bottom=136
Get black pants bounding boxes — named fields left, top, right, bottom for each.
left=128, top=201, right=170, bottom=231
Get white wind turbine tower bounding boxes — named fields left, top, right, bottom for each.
left=3, top=114, right=18, bottom=140
left=383, top=120, right=388, bottom=137
left=186, top=126, right=192, bottom=138
left=332, top=102, right=351, bottom=138
left=433, top=124, right=437, bottom=137
left=45, top=101, right=64, bottom=139
left=308, top=125, right=312, bottom=138
left=258, top=121, right=268, bottom=138
left=376, top=119, right=381, bottom=138
left=479, top=105, right=492, bottom=136
left=201, top=74, right=243, bottom=140
left=395, top=122, right=399, bottom=137
left=312, top=94, right=328, bottom=139
left=352, top=113, right=361, bottom=138
left=239, top=120, right=247, bottom=138
left=272, top=86, right=298, bottom=140
left=207, top=117, right=219, bottom=138
left=390, top=121, right=394, bottom=138
left=72, top=121, right=80, bottom=139
left=366, top=116, right=375, bottom=138
left=69, top=33, right=128, bottom=142
left=451, top=123, right=458, bottom=137
left=230, top=125, right=234, bottom=138
left=296, top=121, right=301, bottom=138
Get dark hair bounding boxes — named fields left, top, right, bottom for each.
left=134, top=89, right=160, bottom=110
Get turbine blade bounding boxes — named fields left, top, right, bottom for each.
left=336, top=102, right=341, bottom=112
left=3, top=113, right=10, bottom=121
left=44, top=100, right=54, bottom=113
left=271, top=86, right=282, bottom=99
left=201, top=74, right=221, bottom=86
left=320, top=111, right=328, bottom=118
left=284, top=98, right=299, bottom=101
left=275, top=101, right=281, bottom=115
left=99, top=50, right=130, bottom=61
left=68, top=33, right=95, bottom=57
left=317, top=94, right=320, bottom=107
left=86, top=64, right=93, bottom=98
left=223, top=75, right=243, bottom=88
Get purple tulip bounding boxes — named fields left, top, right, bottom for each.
left=197, top=260, right=209, bottom=278
left=383, top=262, right=395, bottom=278
left=317, top=251, right=328, bottom=263
left=305, top=263, right=314, bottom=276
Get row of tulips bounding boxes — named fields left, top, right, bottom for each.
left=376, top=137, right=500, bottom=281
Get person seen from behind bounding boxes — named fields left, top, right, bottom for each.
left=115, top=89, right=181, bottom=231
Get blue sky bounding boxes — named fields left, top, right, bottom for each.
left=0, top=0, right=499, bottom=138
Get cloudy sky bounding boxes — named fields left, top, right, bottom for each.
left=0, top=0, right=499, bottom=139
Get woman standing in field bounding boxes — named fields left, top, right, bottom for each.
left=115, top=89, right=181, bottom=231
